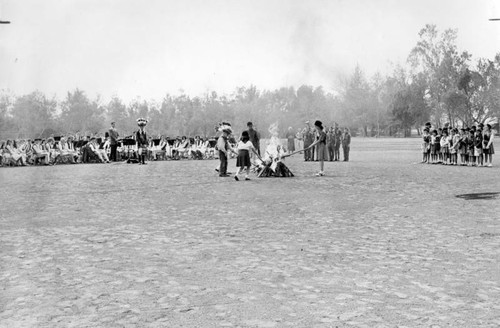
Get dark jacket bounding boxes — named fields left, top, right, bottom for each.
left=109, top=128, right=119, bottom=145
left=136, top=130, right=148, bottom=147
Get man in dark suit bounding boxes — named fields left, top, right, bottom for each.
left=246, top=122, right=261, bottom=156
left=108, top=122, right=119, bottom=161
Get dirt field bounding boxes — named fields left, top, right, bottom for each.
left=1, top=138, right=499, bottom=328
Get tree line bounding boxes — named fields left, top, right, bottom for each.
left=1, top=25, right=499, bottom=140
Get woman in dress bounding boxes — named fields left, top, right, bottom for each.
left=483, top=124, right=495, bottom=167
left=304, top=120, right=327, bottom=176
left=32, top=139, right=51, bottom=165
left=177, top=136, right=190, bottom=159
left=234, top=131, right=259, bottom=181
left=5, top=139, right=27, bottom=166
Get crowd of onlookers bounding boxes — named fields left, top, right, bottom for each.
left=421, top=122, right=495, bottom=167
left=287, top=122, right=352, bottom=162
left=0, top=134, right=225, bottom=167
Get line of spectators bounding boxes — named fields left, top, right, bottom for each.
left=421, top=122, right=495, bottom=167
left=289, top=122, right=351, bottom=162
left=0, top=134, right=228, bottom=167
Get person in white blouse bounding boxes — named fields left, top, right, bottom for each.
left=234, top=131, right=260, bottom=181
left=190, top=136, right=204, bottom=159
left=89, top=138, right=109, bottom=163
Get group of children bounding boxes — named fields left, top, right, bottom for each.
left=421, top=122, right=495, bottom=167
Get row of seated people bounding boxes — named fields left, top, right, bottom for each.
left=0, top=137, right=109, bottom=166
left=0, top=135, right=237, bottom=167
left=144, top=136, right=224, bottom=161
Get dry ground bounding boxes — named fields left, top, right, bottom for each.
left=1, top=138, right=499, bottom=328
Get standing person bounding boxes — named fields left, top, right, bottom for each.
left=234, top=131, right=259, bottom=181
left=440, top=129, right=450, bottom=165
left=313, top=127, right=319, bottom=161
left=303, top=122, right=313, bottom=161
left=436, top=128, right=442, bottom=164
left=474, top=128, right=483, bottom=167
left=309, top=125, right=316, bottom=161
left=483, top=124, right=494, bottom=167
left=217, top=128, right=236, bottom=177
left=450, top=128, right=460, bottom=165
left=247, top=122, right=261, bottom=156
left=285, top=127, right=295, bottom=154
left=458, top=128, right=468, bottom=165
left=430, top=130, right=438, bottom=164
left=421, top=128, right=430, bottom=163
left=342, top=128, right=351, bottom=161
left=108, top=122, right=119, bottom=161
left=136, top=118, right=148, bottom=165
left=467, top=128, right=475, bottom=166
left=327, top=127, right=335, bottom=161
left=304, top=120, right=327, bottom=176
left=295, top=127, right=304, bottom=153
left=334, top=125, right=342, bottom=161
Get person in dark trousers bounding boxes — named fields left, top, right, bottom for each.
left=217, top=128, right=236, bottom=177
left=303, top=122, right=313, bottom=161
left=333, top=125, right=341, bottom=161
left=327, top=127, right=334, bottom=161
left=136, top=118, right=148, bottom=165
left=342, top=127, right=351, bottom=161
left=246, top=122, right=261, bottom=156
left=285, top=127, right=295, bottom=154
left=108, top=122, right=119, bottom=161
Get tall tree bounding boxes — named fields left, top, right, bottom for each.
left=408, top=24, right=471, bottom=127
left=10, top=91, right=57, bottom=138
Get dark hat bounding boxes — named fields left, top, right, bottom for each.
left=471, top=126, right=477, bottom=130
left=314, top=120, right=323, bottom=128
left=423, top=128, right=429, bottom=132
left=432, top=130, right=438, bottom=134
left=478, top=123, right=484, bottom=128
left=425, top=122, right=432, bottom=126
left=247, top=122, right=253, bottom=126
left=241, top=131, right=249, bottom=138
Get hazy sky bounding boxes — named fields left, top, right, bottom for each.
left=1, top=0, right=499, bottom=102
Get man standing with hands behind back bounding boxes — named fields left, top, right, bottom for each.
left=108, top=122, right=119, bottom=161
